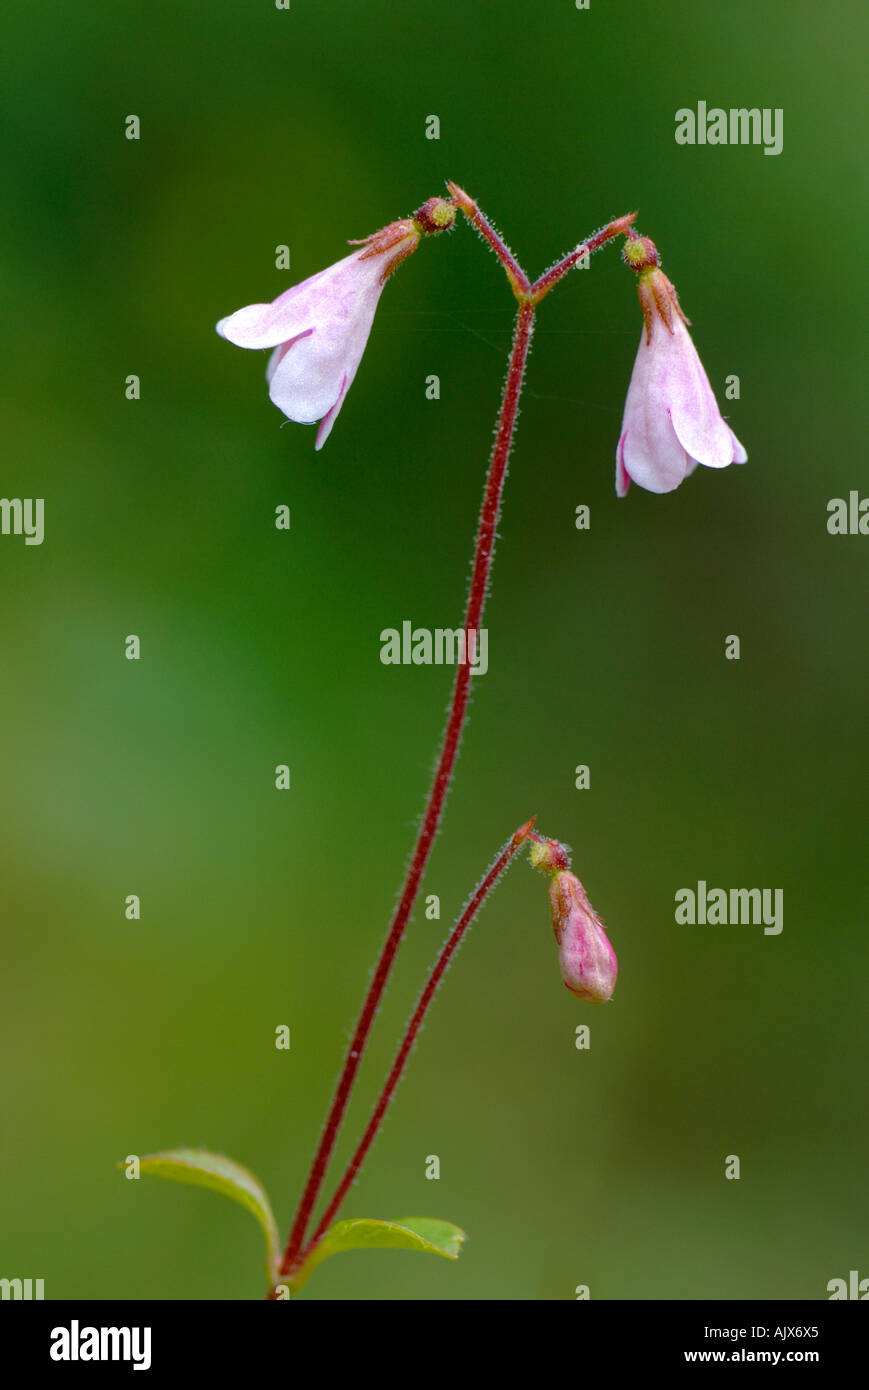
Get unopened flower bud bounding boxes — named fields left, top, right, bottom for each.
left=548, top=871, right=618, bottom=1003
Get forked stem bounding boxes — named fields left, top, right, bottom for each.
left=299, top=818, right=535, bottom=1263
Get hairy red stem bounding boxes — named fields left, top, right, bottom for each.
left=446, top=181, right=531, bottom=299
left=280, top=297, right=536, bottom=1274
left=530, top=213, right=637, bottom=303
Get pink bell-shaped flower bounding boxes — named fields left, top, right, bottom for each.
left=616, top=235, right=746, bottom=496
left=217, top=200, right=454, bottom=449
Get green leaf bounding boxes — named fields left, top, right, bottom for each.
left=290, top=1216, right=466, bottom=1293
left=131, top=1148, right=280, bottom=1282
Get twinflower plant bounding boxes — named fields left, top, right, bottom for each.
left=125, top=183, right=746, bottom=1298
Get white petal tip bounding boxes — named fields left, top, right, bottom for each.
left=615, top=436, right=631, bottom=497
left=314, top=411, right=335, bottom=450
left=730, top=431, right=748, bottom=464
left=314, top=376, right=349, bottom=450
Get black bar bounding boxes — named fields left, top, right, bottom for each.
left=4, top=1299, right=864, bottom=1374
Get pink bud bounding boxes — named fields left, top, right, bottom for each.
left=548, top=871, right=618, bottom=1003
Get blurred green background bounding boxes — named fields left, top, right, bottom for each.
left=1, top=0, right=866, bottom=1300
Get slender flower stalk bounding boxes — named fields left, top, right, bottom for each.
left=446, top=181, right=530, bottom=299
left=530, top=213, right=638, bottom=303
left=295, top=818, right=535, bottom=1267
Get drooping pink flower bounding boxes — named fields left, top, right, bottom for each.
left=616, top=235, right=746, bottom=497
left=216, top=207, right=453, bottom=449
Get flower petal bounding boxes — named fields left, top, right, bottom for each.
left=268, top=331, right=338, bottom=422
left=615, top=436, right=631, bottom=497
left=315, top=374, right=349, bottom=451
left=620, top=422, right=692, bottom=493
left=267, top=279, right=380, bottom=427
left=216, top=252, right=368, bottom=350
left=662, top=319, right=736, bottom=469
left=619, top=394, right=694, bottom=494
left=617, top=328, right=695, bottom=492
left=216, top=286, right=313, bottom=349
left=265, top=331, right=313, bottom=384
left=728, top=426, right=748, bottom=464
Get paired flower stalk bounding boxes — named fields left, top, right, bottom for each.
left=131, top=183, right=746, bottom=1300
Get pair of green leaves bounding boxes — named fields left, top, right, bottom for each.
left=131, top=1149, right=465, bottom=1295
